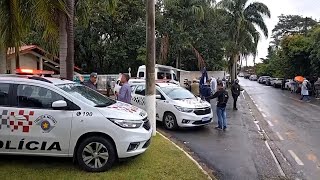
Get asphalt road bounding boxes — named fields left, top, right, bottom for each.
left=161, top=78, right=320, bottom=180
left=240, top=78, right=320, bottom=180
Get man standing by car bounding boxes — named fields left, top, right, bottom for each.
left=231, top=79, right=241, bottom=110
left=206, top=81, right=229, bottom=131
left=79, top=72, right=98, bottom=91
left=117, top=73, right=132, bottom=104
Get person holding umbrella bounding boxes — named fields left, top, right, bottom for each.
left=301, top=78, right=311, bottom=102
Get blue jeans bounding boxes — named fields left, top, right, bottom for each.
left=301, top=95, right=311, bottom=101
left=216, top=107, right=227, bottom=128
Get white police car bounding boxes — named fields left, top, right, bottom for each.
left=131, top=82, right=213, bottom=130
left=0, top=69, right=152, bottom=172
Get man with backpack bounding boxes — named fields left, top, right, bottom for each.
left=207, top=81, right=229, bottom=131
left=301, top=79, right=311, bottom=102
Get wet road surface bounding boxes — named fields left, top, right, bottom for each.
left=240, top=78, right=320, bottom=180
left=160, top=78, right=320, bottom=180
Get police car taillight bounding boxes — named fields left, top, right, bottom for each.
left=15, top=69, right=54, bottom=75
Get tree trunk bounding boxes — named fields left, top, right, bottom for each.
left=146, top=0, right=156, bottom=136
left=66, top=0, right=75, bottom=80
left=231, top=53, right=239, bottom=83
left=59, top=12, right=68, bottom=79
left=0, top=47, right=6, bottom=74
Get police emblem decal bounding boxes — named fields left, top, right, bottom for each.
left=34, top=115, right=57, bottom=133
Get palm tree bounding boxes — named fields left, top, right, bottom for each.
left=217, top=0, right=270, bottom=82
left=0, top=0, right=67, bottom=74
left=160, top=0, right=211, bottom=70
left=59, top=0, right=118, bottom=80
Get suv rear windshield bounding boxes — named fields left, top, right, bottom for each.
left=58, top=83, right=116, bottom=107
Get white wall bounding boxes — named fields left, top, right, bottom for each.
left=8, top=54, right=38, bottom=73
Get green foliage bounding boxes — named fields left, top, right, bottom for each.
left=74, top=0, right=146, bottom=75
left=271, top=14, right=317, bottom=46
left=217, top=0, right=270, bottom=81
left=158, top=0, right=228, bottom=71
left=259, top=15, right=320, bottom=79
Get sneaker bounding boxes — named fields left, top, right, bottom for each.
left=233, top=107, right=238, bottom=110
left=215, top=126, right=222, bottom=130
left=223, top=126, right=227, bottom=131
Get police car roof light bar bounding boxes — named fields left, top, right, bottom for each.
left=16, top=69, right=55, bottom=75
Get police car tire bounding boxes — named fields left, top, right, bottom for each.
left=76, top=136, right=116, bottom=172
left=163, top=112, right=178, bottom=130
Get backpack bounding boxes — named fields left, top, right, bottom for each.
left=218, top=90, right=229, bottom=106
left=306, top=82, right=311, bottom=90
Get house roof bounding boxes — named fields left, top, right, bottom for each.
left=7, top=45, right=81, bottom=71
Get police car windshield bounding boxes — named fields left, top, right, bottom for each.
left=161, top=87, right=195, bottom=100
left=58, top=84, right=116, bottom=107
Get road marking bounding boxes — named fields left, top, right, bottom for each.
left=267, top=121, right=274, bottom=127
left=289, top=150, right=304, bottom=165
left=265, top=141, right=286, bottom=177
left=241, top=91, right=245, bottom=99
left=255, top=122, right=261, bottom=131
left=262, top=113, right=267, bottom=118
left=258, top=107, right=262, bottom=111
left=276, top=132, right=284, bottom=140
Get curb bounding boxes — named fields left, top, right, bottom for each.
left=157, top=131, right=213, bottom=180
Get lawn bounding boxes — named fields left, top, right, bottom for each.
left=0, top=134, right=210, bottom=180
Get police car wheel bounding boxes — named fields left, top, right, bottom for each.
left=163, top=112, right=178, bottom=130
left=77, top=136, right=116, bottom=172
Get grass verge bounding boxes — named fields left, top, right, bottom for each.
left=0, top=134, right=210, bottom=180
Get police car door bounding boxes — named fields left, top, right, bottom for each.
left=0, top=83, right=12, bottom=153
left=131, top=85, right=146, bottom=110
left=9, top=83, right=73, bottom=155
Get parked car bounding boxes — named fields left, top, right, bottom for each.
left=272, top=78, right=284, bottom=88
left=131, top=82, right=213, bottom=130
left=244, top=74, right=251, bottom=79
left=258, top=76, right=270, bottom=84
left=249, top=75, right=258, bottom=81
left=266, top=78, right=275, bottom=86
left=285, top=79, right=294, bottom=90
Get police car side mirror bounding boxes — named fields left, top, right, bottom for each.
left=155, top=95, right=162, bottom=99
left=52, top=100, right=67, bottom=109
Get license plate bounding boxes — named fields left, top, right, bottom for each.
left=202, top=117, right=210, bottom=122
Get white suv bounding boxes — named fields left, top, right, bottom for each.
left=131, top=83, right=213, bottom=130
left=0, top=75, right=151, bottom=172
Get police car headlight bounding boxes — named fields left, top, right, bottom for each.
left=109, top=118, right=143, bottom=128
left=174, top=105, right=193, bottom=113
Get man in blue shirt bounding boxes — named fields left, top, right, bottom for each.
left=116, top=73, right=132, bottom=104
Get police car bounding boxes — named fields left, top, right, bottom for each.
left=0, top=69, right=152, bottom=172
left=131, top=82, right=213, bottom=130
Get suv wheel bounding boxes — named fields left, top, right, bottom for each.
left=76, top=136, right=116, bottom=172
left=163, top=112, right=178, bottom=130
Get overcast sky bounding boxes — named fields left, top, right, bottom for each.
left=246, top=0, right=320, bottom=65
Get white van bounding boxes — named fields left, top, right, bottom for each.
left=137, top=64, right=178, bottom=82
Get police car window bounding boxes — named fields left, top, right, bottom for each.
left=130, top=85, right=137, bottom=93
left=166, top=73, right=172, bottom=79
left=135, top=85, right=145, bottom=96
left=0, top=83, right=10, bottom=106
left=58, top=83, right=116, bottom=107
left=17, top=85, right=64, bottom=109
left=173, top=73, right=177, bottom=81
left=138, top=72, right=144, bottom=78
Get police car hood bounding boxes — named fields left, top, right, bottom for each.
left=99, top=101, right=147, bottom=120
left=173, top=97, right=210, bottom=108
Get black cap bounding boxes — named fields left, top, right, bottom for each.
left=90, top=72, right=98, bottom=78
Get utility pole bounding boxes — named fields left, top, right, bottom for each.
left=146, top=0, right=156, bottom=136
